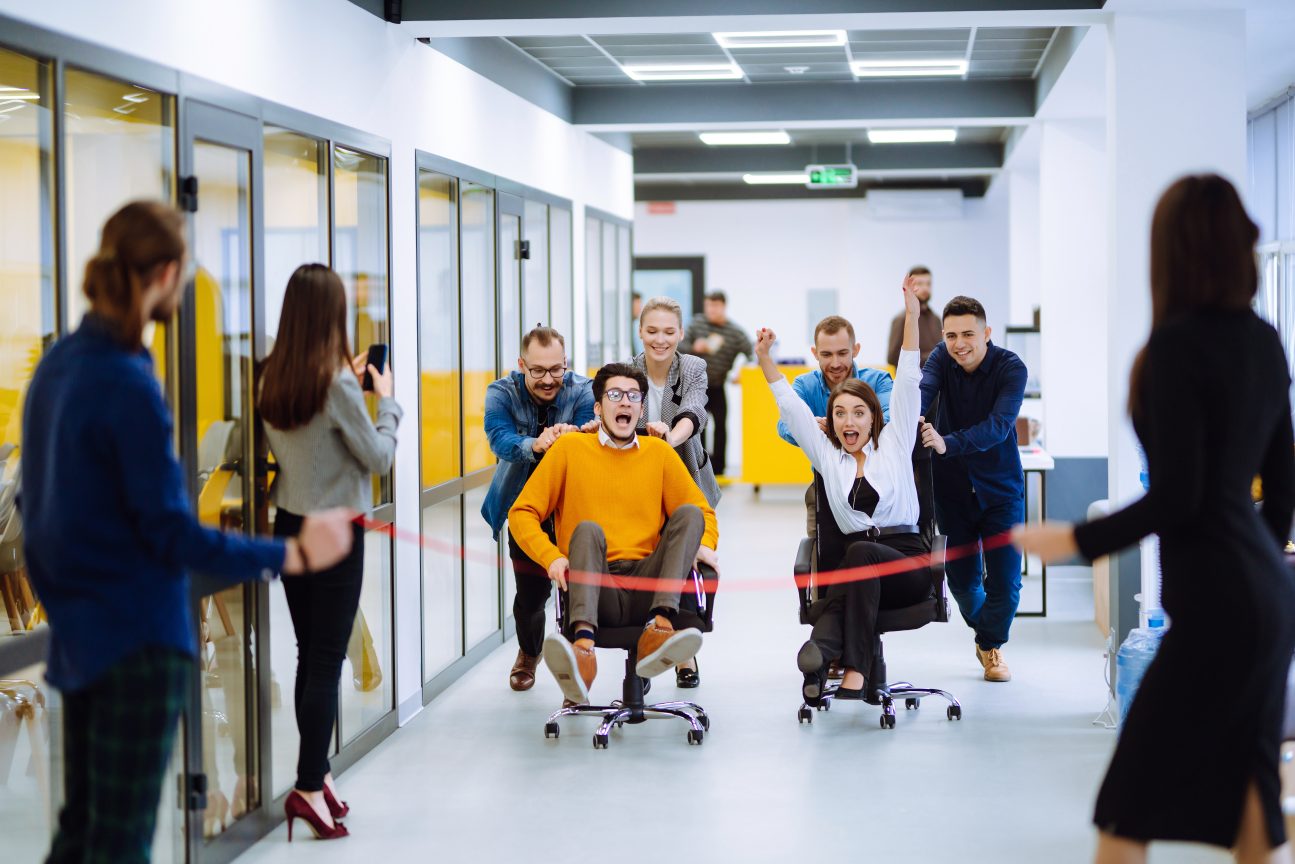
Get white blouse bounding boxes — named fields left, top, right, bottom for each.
left=771, top=348, right=922, bottom=534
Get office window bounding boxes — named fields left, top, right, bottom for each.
left=418, top=171, right=460, bottom=488
left=585, top=218, right=603, bottom=369
left=1248, top=95, right=1295, bottom=385
left=523, top=200, right=550, bottom=331
left=461, top=181, right=496, bottom=473
left=263, top=127, right=328, bottom=339
left=550, top=208, right=573, bottom=350
left=422, top=497, right=463, bottom=679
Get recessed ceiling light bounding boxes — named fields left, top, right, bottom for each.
left=715, top=30, right=846, bottom=49
left=743, top=172, right=810, bottom=185
left=699, top=131, right=791, bottom=146
left=622, top=63, right=743, bottom=82
left=851, top=59, right=968, bottom=78
left=784, top=66, right=810, bottom=75
left=868, top=128, right=958, bottom=144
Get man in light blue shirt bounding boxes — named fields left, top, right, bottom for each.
left=777, top=315, right=893, bottom=447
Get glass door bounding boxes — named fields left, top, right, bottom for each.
left=179, top=101, right=267, bottom=863
left=497, top=193, right=524, bottom=625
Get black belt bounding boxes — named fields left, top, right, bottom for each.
left=863, top=524, right=920, bottom=539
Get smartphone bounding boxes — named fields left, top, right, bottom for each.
left=362, top=343, right=388, bottom=391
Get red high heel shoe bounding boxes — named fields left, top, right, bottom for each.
left=323, top=784, right=349, bottom=820
left=285, top=790, right=349, bottom=841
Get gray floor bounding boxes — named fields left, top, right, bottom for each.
left=235, top=485, right=1231, bottom=864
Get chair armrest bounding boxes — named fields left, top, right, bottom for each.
left=929, top=535, right=949, bottom=623
left=794, top=537, right=814, bottom=575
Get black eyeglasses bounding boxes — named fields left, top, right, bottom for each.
left=524, top=364, right=567, bottom=381
left=604, top=388, right=643, bottom=404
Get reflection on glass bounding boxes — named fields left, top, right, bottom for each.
left=0, top=49, right=54, bottom=641
left=340, top=528, right=393, bottom=744
left=422, top=497, right=463, bottom=682
left=499, top=213, right=522, bottom=369
left=334, top=146, right=391, bottom=507
left=264, top=127, right=327, bottom=340
left=523, top=200, right=550, bottom=332
left=0, top=664, right=58, bottom=862
left=463, top=484, right=500, bottom=648
left=418, top=171, right=460, bottom=489
left=602, top=222, right=618, bottom=363
left=550, top=209, right=573, bottom=352
left=191, top=141, right=257, bottom=837
left=64, top=68, right=174, bottom=330
left=585, top=218, right=603, bottom=370
left=617, top=225, right=632, bottom=359
left=461, top=182, right=496, bottom=473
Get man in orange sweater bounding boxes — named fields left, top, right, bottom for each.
left=509, top=363, right=719, bottom=705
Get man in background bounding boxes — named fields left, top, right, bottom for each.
left=683, top=291, right=752, bottom=479
left=887, top=265, right=942, bottom=368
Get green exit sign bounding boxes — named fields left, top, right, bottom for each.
left=806, top=164, right=858, bottom=189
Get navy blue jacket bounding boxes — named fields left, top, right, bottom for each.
left=919, top=341, right=1027, bottom=507
left=21, top=315, right=286, bottom=691
left=480, top=370, right=595, bottom=539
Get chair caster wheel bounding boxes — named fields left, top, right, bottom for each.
left=947, top=705, right=962, bottom=721
left=593, top=734, right=609, bottom=749
left=687, top=729, right=704, bottom=745
left=880, top=713, right=896, bottom=729
left=544, top=722, right=559, bottom=739
left=816, top=700, right=829, bottom=712
left=614, top=721, right=624, bottom=729
left=798, top=708, right=812, bottom=724
left=699, top=715, right=710, bottom=732
left=905, top=698, right=919, bottom=710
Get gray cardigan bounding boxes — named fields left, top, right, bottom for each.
left=264, top=370, right=402, bottom=515
left=632, top=351, right=721, bottom=507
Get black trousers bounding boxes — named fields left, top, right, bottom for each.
left=48, top=648, right=190, bottom=864
left=705, top=383, right=729, bottom=475
left=811, top=533, right=932, bottom=677
left=276, top=509, right=364, bottom=793
left=508, top=529, right=553, bottom=657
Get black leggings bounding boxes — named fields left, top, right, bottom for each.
left=275, top=509, right=364, bottom=793
left=811, top=533, right=932, bottom=677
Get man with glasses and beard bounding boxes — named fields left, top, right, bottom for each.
left=509, top=363, right=719, bottom=706
left=482, top=326, right=594, bottom=693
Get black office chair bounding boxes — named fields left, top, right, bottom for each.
left=543, top=564, right=717, bottom=749
left=792, top=433, right=962, bottom=729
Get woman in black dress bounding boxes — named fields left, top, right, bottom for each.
left=1016, top=174, right=1295, bottom=863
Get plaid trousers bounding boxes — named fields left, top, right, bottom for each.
left=47, top=648, right=191, bottom=864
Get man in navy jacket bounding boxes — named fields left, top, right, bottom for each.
left=481, top=326, right=594, bottom=692
left=919, top=296, right=1027, bottom=683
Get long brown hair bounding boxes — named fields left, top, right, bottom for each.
left=1129, top=174, right=1259, bottom=417
left=259, top=264, right=353, bottom=430
left=825, top=378, right=885, bottom=452
left=83, top=201, right=187, bottom=347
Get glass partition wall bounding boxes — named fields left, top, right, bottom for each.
left=584, top=210, right=632, bottom=369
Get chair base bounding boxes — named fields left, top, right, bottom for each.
left=798, top=681, right=961, bottom=729
left=542, top=656, right=710, bottom=748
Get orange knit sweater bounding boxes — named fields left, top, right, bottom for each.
left=508, top=432, right=719, bottom=569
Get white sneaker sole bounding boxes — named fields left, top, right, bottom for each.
left=542, top=635, right=590, bottom=705
left=635, top=628, right=703, bottom=679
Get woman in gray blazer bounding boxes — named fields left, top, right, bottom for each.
left=633, top=295, right=720, bottom=688
left=259, top=264, right=401, bottom=840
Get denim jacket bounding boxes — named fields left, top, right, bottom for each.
left=481, top=370, right=595, bottom=538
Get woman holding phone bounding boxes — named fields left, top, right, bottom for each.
left=260, top=263, right=401, bottom=840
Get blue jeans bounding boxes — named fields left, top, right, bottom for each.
left=936, top=491, right=1024, bottom=650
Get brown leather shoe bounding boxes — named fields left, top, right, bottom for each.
left=635, top=621, right=703, bottom=679
left=543, top=633, right=596, bottom=704
left=509, top=650, right=539, bottom=691
left=976, top=645, right=1012, bottom=682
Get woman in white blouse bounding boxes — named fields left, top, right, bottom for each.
left=755, top=276, right=927, bottom=703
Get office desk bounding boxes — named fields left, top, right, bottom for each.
left=1018, top=446, right=1055, bottom=617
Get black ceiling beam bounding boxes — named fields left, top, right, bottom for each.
left=635, top=177, right=990, bottom=201
left=574, top=79, right=1034, bottom=128
left=634, top=142, right=1002, bottom=174
left=400, top=0, right=1102, bottom=20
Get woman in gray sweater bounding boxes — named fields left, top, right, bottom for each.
left=259, top=264, right=401, bottom=840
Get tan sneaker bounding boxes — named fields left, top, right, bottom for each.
left=635, top=621, right=703, bottom=679
left=976, top=646, right=1012, bottom=682
left=543, top=634, right=596, bottom=704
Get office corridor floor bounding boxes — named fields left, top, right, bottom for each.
left=236, top=486, right=1231, bottom=864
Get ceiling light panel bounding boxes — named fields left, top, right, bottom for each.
left=743, top=172, right=810, bottom=185
left=699, top=131, right=791, bottom=146
left=623, top=63, right=743, bottom=82
left=851, top=59, right=968, bottom=78
left=868, top=128, right=958, bottom=144
left=715, top=30, right=846, bottom=49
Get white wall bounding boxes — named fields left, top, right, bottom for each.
left=0, top=0, right=633, bottom=721
left=634, top=188, right=1010, bottom=366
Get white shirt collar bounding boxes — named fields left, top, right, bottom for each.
left=597, top=424, right=640, bottom=450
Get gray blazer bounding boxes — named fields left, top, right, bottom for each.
left=264, top=369, right=402, bottom=515
left=632, top=351, right=721, bottom=507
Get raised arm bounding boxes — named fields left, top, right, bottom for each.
left=879, top=276, right=923, bottom=452
left=756, top=328, right=833, bottom=472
